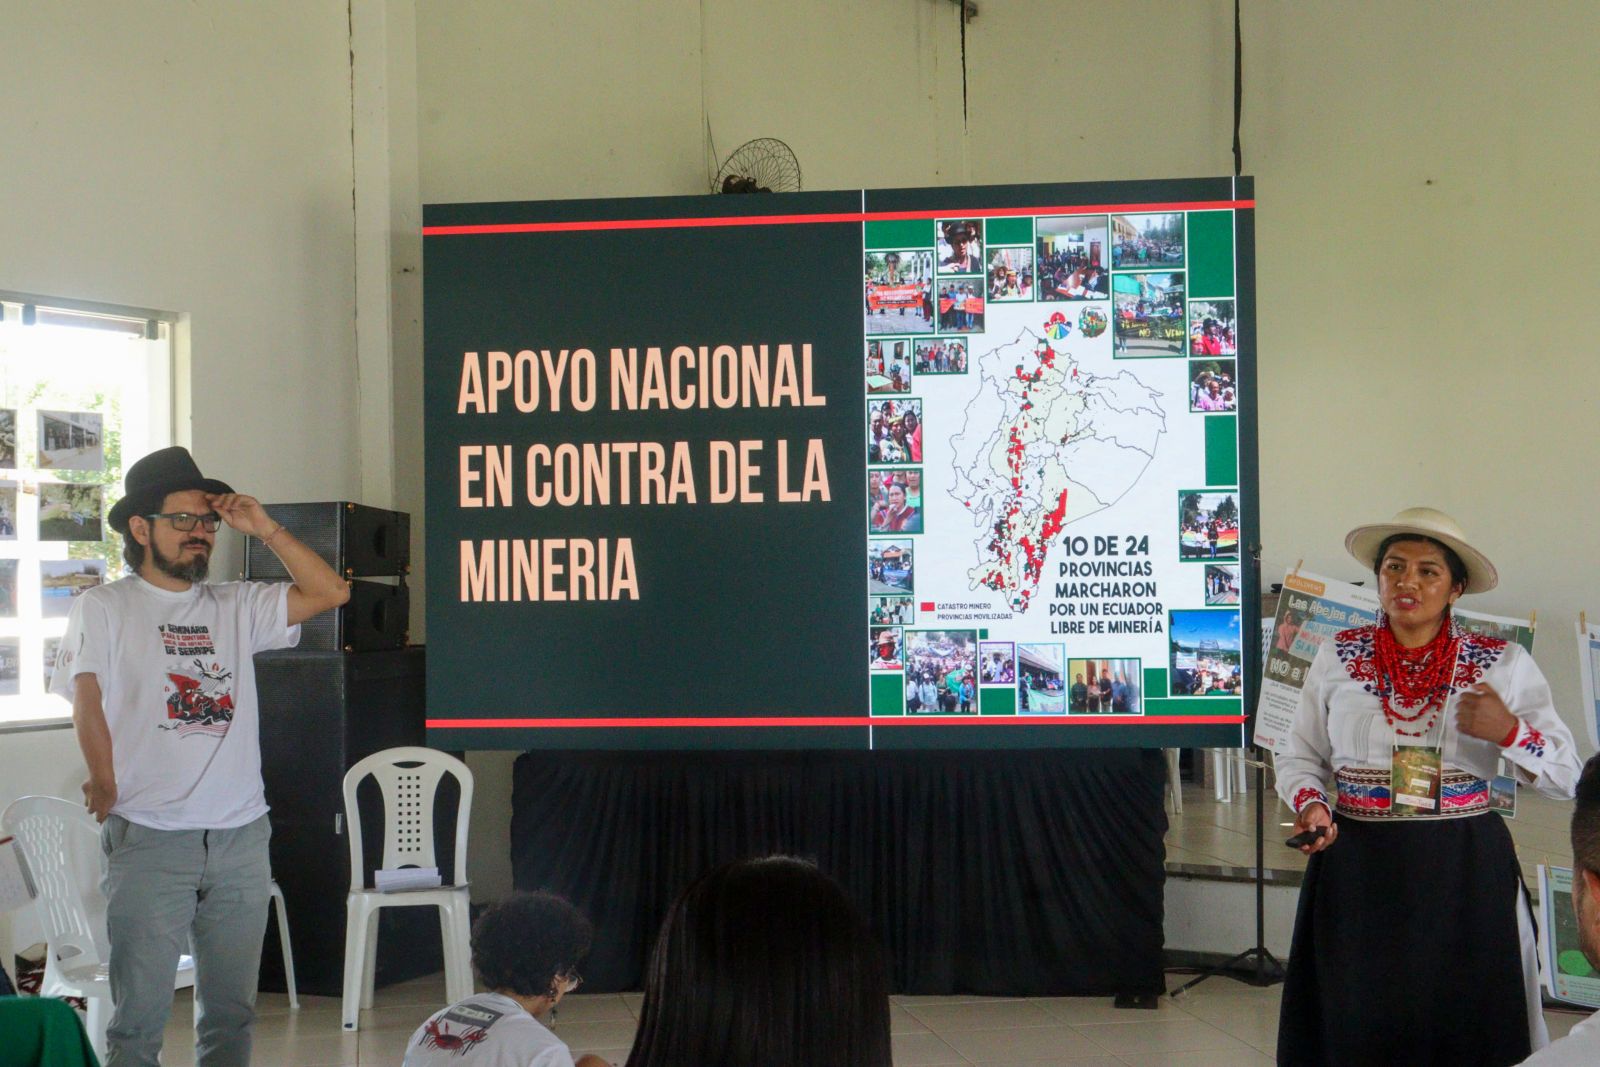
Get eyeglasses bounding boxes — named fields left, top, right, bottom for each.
left=145, top=511, right=223, bottom=533
left=557, top=972, right=582, bottom=995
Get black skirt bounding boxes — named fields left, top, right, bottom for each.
left=1277, top=812, right=1530, bottom=1067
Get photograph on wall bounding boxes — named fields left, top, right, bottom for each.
left=1190, top=360, right=1238, bottom=413
left=867, top=398, right=923, bottom=465
left=905, top=630, right=978, bottom=714
left=0, top=481, right=16, bottom=539
left=979, top=641, right=1015, bottom=684
left=1036, top=215, right=1110, bottom=301
left=1204, top=563, right=1241, bottom=605
left=936, top=219, right=984, bottom=274
left=1454, top=607, right=1536, bottom=654
left=1189, top=300, right=1237, bottom=356
left=1179, top=490, right=1240, bottom=561
left=865, top=339, right=911, bottom=394
left=43, top=636, right=62, bottom=691
left=870, top=626, right=903, bottom=670
left=1113, top=272, right=1186, bottom=357
left=0, top=638, right=18, bottom=696
left=41, top=558, right=107, bottom=617
left=987, top=247, right=1034, bottom=302
left=36, top=410, right=105, bottom=471
left=913, top=338, right=967, bottom=375
left=1067, top=658, right=1143, bottom=714
left=0, top=409, right=15, bottom=468
left=869, top=596, right=913, bottom=626
left=0, top=559, right=17, bottom=617
left=1017, top=643, right=1066, bottom=713
left=1170, top=610, right=1243, bottom=697
left=38, top=483, right=103, bottom=541
left=1112, top=212, right=1185, bottom=269
left=869, top=540, right=914, bottom=594
left=865, top=250, right=934, bottom=336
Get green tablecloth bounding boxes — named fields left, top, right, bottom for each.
left=0, top=997, right=99, bottom=1067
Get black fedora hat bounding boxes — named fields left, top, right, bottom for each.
left=108, top=447, right=234, bottom=534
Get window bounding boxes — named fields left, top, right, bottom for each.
left=0, top=293, right=175, bottom=727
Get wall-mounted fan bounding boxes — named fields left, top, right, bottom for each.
left=712, top=138, right=801, bottom=194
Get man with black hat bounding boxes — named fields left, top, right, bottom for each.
left=53, top=446, right=350, bottom=1066
left=939, top=220, right=983, bottom=273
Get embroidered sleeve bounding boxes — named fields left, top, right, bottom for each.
left=1333, top=625, right=1378, bottom=692
left=1275, top=642, right=1339, bottom=812
left=1496, top=645, right=1583, bottom=800
left=1291, top=787, right=1329, bottom=814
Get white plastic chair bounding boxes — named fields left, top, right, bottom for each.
left=340, top=747, right=474, bottom=1031
left=1, top=795, right=195, bottom=1061
left=267, top=880, right=300, bottom=1010
left=1, top=797, right=299, bottom=1058
left=1164, top=748, right=1184, bottom=814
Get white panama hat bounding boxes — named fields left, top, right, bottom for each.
left=1344, top=506, right=1498, bottom=594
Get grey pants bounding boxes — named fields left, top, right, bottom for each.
left=100, top=814, right=272, bottom=1067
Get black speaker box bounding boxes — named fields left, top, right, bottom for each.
left=245, top=501, right=409, bottom=579
left=255, top=647, right=453, bottom=996
left=290, top=579, right=409, bottom=652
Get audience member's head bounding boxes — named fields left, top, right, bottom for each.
left=472, top=891, right=592, bottom=1003
left=624, top=856, right=892, bottom=1067
left=1571, top=754, right=1600, bottom=968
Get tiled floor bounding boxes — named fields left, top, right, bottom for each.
left=145, top=778, right=1586, bottom=1066
left=157, top=968, right=1590, bottom=1066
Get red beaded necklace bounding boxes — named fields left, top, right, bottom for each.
left=1372, top=613, right=1461, bottom=738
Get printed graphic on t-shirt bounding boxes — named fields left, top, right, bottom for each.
left=158, top=624, right=235, bottom=736
left=419, top=1001, right=505, bottom=1055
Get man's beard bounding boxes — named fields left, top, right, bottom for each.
left=150, top=538, right=210, bottom=583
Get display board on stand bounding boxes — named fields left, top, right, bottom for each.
left=423, top=177, right=1257, bottom=750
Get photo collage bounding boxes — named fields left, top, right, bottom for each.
left=0, top=403, right=115, bottom=689
left=863, top=206, right=1244, bottom=717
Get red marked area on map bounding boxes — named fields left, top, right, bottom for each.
left=951, top=329, right=1166, bottom=614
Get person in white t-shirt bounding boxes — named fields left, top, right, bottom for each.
left=404, top=892, right=611, bottom=1067
left=56, top=446, right=350, bottom=1067
left=1521, top=754, right=1600, bottom=1064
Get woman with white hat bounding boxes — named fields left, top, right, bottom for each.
left=1274, top=507, right=1582, bottom=1066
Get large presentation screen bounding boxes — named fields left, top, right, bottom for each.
left=423, top=177, right=1255, bottom=750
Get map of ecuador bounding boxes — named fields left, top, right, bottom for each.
left=950, top=330, right=1166, bottom=612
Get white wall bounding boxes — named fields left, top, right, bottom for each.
left=416, top=0, right=1600, bottom=900
left=0, top=0, right=364, bottom=956
left=1243, top=1, right=1600, bottom=694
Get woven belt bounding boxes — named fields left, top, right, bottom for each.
left=1334, top=766, right=1489, bottom=820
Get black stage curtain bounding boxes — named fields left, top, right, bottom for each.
left=511, top=748, right=1167, bottom=996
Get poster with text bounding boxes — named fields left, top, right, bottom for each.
left=1580, top=619, right=1600, bottom=750
left=424, top=177, right=1256, bottom=749
left=1539, top=865, right=1600, bottom=1008
left=1253, top=570, right=1380, bottom=754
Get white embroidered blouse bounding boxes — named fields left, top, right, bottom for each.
left=1274, top=622, right=1582, bottom=816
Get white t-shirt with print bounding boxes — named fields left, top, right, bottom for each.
left=403, top=992, right=578, bottom=1067
left=51, top=576, right=300, bottom=830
